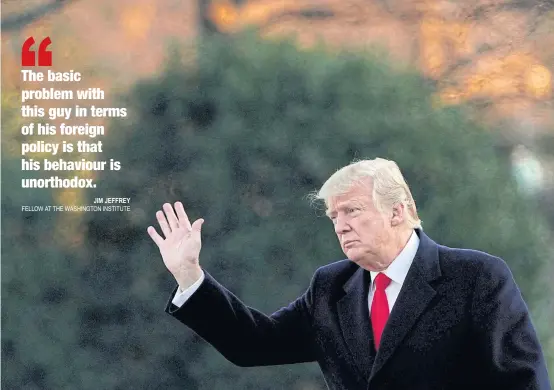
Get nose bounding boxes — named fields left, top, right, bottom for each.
left=334, top=216, right=350, bottom=235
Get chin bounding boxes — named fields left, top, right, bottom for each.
left=345, top=250, right=380, bottom=270
left=344, top=248, right=364, bottom=263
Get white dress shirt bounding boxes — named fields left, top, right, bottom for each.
left=172, top=230, right=420, bottom=309
left=172, top=271, right=205, bottom=307
left=368, top=230, right=419, bottom=314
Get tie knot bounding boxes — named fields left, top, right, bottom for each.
left=374, top=273, right=391, bottom=290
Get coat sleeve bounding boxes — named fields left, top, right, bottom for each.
left=470, top=256, right=551, bottom=389
left=165, top=270, right=318, bottom=367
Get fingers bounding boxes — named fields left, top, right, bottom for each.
left=156, top=210, right=171, bottom=238
left=151, top=202, right=200, bottom=243
left=163, top=203, right=180, bottom=231
left=175, top=202, right=192, bottom=230
left=147, top=226, right=164, bottom=247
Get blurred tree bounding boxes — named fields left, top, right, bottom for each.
left=201, top=1, right=554, bottom=211
left=1, top=95, right=84, bottom=389
left=1, top=0, right=78, bottom=32
left=201, top=0, right=554, bottom=100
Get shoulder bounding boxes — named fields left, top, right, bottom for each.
left=425, top=241, right=520, bottom=315
left=309, top=259, right=359, bottom=288
left=438, top=244, right=510, bottom=270
left=300, top=259, right=361, bottom=303
left=314, top=259, right=357, bottom=278
left=436, top=244, right=514, bottom=285
left=436, top=246, right=529, bottom=324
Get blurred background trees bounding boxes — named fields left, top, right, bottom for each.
left=202, top=0, right=554, bottom=222
left=3, top=30, right=553, bottom=388
left=3, top=0, right=552, bottom=219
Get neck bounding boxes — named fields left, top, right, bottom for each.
left=363, top=227, right=414, bottom=272
left=389, top=227, right=413, bottom=260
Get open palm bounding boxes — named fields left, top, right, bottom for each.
left=147, top=202, right=204, bottom=288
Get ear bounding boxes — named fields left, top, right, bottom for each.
left=390, top=203, right=404, bottom=227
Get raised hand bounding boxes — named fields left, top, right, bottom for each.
left=147, top=202, right=204, bottom=289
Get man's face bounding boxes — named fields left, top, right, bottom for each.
left=326, top=181, right=394, bottom=271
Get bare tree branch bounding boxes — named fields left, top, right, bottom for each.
left=1, top=0, right=76, bottom=33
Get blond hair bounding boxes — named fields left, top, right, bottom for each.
left=312, top=158, right=422, bottom=229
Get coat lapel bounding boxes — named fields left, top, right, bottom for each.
left=337, top=266, right=375, bottom=380
left=369, top=230, right=442, bottom=383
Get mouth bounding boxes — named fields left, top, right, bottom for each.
left=342, top=240, right=358, bottom=248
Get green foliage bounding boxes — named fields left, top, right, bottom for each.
left=3, top=32, right=552, bottom=388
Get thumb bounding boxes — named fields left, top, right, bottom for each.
left=191, top=218, right=204, bottom=232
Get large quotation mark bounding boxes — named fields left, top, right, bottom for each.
left=22, top=37, right=53, bottom=67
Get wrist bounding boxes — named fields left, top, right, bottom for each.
left=176, top=265, right=202, bottom=290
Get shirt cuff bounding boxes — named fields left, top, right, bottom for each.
left=171, top=271, right=205, bottom=308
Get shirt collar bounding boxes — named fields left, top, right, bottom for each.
left=370, top=229, right=420, bottom=286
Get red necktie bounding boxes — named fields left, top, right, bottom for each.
left=371, top=273, right=391, bottom=350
